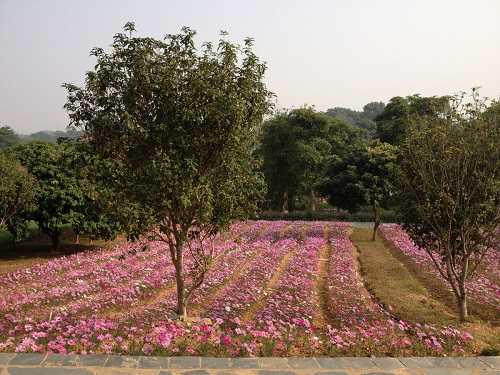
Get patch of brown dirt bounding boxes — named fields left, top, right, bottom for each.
left=313, top=225, right=337, bottom=330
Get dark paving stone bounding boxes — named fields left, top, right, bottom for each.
left=258, top=371, right=298, bottom=375
left=316, top=357, right=348, bottom=369
left=170, top=356, right=201, bottom=369
left=399, top=357, right=435, bottom=368
left=159, top=371, right=175, bottom=375
left=104, top=355, right=139, bottom=368
left=425, top=357, right=461, bottom=368
left=179, top=371, right=212, bottom=375
left=287, top=357, right=319, bottom=369
left=200, top=357, right=231, bottom=369
left=479, top=357, right=500, bottom=369
left=76, top=354, right=109, bottom=367
left=361, top=372, right=397, bottom=375
left=371, top=357, right=404, bottom=370
left=7, top=368, right=93, bottom=375
left=138, top=356, right=170, bottom=369
left=230, top=358, right=259, bottom=369
left=480, top=371, right=500, bottom=375
left=343, top=357, right=376, bottom=369
left=41, top=354, right=79, bottom=367
left=0, top=353, right=16, bottom=366
left=311, top=372, right=350, bottom=375
left=105, top=371, right=135, bottom=375
left=425, top=370, right=470, bottom=375
left=8, top=353, right=46, bottom=366
left=454, top=357, right=484, bottom=368
left=258, top=357, right=289, bottom=369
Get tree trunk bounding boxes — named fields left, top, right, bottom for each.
left=371, top=201, right=380, bottom=241
left=40, top=225, right=61, bottom=250
left=173, top=242, right=187, bottom=317
left=458, top=294, right=468, bottom=322
left=309, top=189, right=316, bottom=212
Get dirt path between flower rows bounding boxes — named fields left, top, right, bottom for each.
left=313, top=224, right=337, bottom=330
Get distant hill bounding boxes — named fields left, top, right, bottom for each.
left=19, top=129, right=83, bottom=143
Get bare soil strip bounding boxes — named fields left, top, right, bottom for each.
left=313, top=224, right=338, bottom=329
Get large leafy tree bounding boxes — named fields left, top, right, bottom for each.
left=324, top=101, right=385, bottom=138
left=0, top=126, right=21, bottom=150
left=0, top=153, right=36, bottom=229
left=318, top=140, right=398, bottom=240
left=63, top=23, right=272, bottom=316
left=396, top=90, right=500, bottom=322
left=258, top=107, right=363, bottom=212
left=375, top=95, right=449, bottom=145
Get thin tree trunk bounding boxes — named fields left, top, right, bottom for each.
left=371, top=201, right=380, bottom=241
left=309, top=189, right=316, bottom=212
left=173, top=242, right=187, bottom=317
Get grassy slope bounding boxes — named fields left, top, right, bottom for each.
left=351, top=227, right=500, bottom=355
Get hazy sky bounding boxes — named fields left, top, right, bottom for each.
left=1, top=0, right=499, bottom=134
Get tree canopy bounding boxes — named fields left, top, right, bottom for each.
left=0, top=126, right=20, bottom=150
left=5, top=141, right=87, bottom=249
left=374, top=95, right=449, bottom=145
left=63, top=23, right=273, bottom=316
left=318, top=140, right=398, bottom=240
left=0, top=153, right=36, bottom=230
left=257, top=107, right=363, bottom=212
left=395, top=90, right=500, bottom=321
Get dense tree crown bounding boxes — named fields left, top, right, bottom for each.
left=318, top=140, right=398, bottom=240
left=324, top=101, right=385, bottom=138
left=257, top=107, right=363, bottom=212
left=395, top=91, right=500, bottom=321
left=0, top=126, right=21, bottom=150
left=0, top=153, right=36, bottom=230
left=64, top=23, right=273, bottom=316
left=375, top=95, right=449, bottom=145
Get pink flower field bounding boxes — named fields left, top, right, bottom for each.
left=0, top=221, right=478, bottom=357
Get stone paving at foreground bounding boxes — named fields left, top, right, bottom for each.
left=0, top=354, right=498, bottom=375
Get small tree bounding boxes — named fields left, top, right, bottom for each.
left=63, top=23, right=272, bottom=316
left=318, top=140, right=398, bottom=240
left=0, top=153, right=36, bottom=229
left=5, top=141, right=86, bottom=249
left=396, top=90, right=500, bottom=321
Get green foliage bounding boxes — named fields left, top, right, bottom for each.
left=257, top=107, right=363, bottom=212
left=318, top=140, right=398, bottom=212
left=0, top=153, right=36, bottom=230
left=63, top=23, right=273, bottom=315
left=4, top=141, right=85, bottom=249
left=375, top=95, right=449, bottom=145
left=318, top=140, right=398, bottom=239
left=0, top=126, right=21, bottom=149
left=324, top=101, right=385, bottom=138
left=395, top=89, right=500, bottom=321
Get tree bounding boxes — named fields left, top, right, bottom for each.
left=6, top=141, right=86, bottom=249
left=0, top=153, right=36, bottom=229
left=0, top=126, right=20, bottom=149
left=395, top=90, right=500, bottom=322
left=318, top=140, right=398, bottom=240
left=324, top=101, right=385, bottom=138
left=258, top=107, right=363, bottom=212
left=63, top=23, right=272, bottom=317
left=374, top=95, right=449, bottom=145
